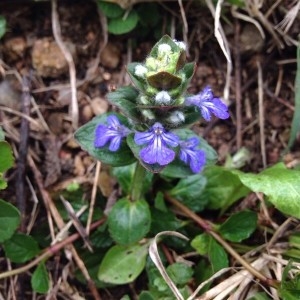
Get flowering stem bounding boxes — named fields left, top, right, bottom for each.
left=165, top=194, right=280, bottom=288
left=130, top=162, right=147, bottom=202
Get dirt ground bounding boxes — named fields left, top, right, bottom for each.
left=0, top=0, right=299, bottom=299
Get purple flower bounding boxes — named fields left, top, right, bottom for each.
left=185, top=86, right=229, bottom=121
left=94, top=115, right=130, bottom=151
left=179, top=137, right=206, bottom=173
left=134, top=123, right=179, bottom=166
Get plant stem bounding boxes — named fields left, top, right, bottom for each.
left=0, top=218, right=105, bottom=280
left=130, top=162, right=147, bottom=202
left=165, top=194, right=280, bottom=288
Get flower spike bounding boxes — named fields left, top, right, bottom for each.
left=94, top=115, right=130, bottom=151
left=185, top=86, right=229, bottom=121
left=134, top=123, right=179, bottom=166
left=179, top=137, right=206, bottom=173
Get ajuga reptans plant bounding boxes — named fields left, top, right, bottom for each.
left=75, top=35, right=229, bottom=177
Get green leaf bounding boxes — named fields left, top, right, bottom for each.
left=97, top=1, right=124, bottom=18
left=208, top=237, right=228, bottom=273
left=287, top=21, right=300, bottom=148
left=178, top=62, right=196, bottom=90
left=170, top=174, right=207, bottom=211
left=0, top=141, right=14, bottom=173
left=0, top=199, right=20, bottom=243
left=127, top=62, right=148, bottom=92
left=3, top=233, right=40, bottom=263
left=233, top=163, right=300, bottom=218
left=108, top=9, right=139, bottom=35
left=139, top=291, right=156, bottom=300
left=149, top=35, right=182, bottom=58
left=191, top=233, right=210, bottom=255
left=98, top=243, right=148, bottom=284
left=150, top=208, right=181, bottom=235
left=112, top=163, right=153, bottom=195
left=147, top=71, right=182, bottom=90
left=106, top=86, right=141, bottom=121
left=218, top=211, right=257, bottom=242
left=167, top=262, right=193, bottom=285
left=31, top=262, right=50, bottom=294
left=162, top=129, right=218, bottom=178
left=74, top=113, right=136, bottom=167
left=0, top=16, right=6, bottom=39
left=201, top=166, right=250, bottom=210
left=108, top=198, right=151, bottom=245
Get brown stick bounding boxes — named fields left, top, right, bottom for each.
left=16, top=75, right=31, bottom=232
left=0, top=218, right=105, bottom=280
left=28, top=155, right=102, bottom=300
left=165, top=194, right=279, bottom=288
left=234, top=20, right=242, bottom=149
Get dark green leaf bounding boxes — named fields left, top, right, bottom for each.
left=0, top=199, right=20, bottom=243
left=107, top=86, right=141, bottom=121
left=170, top=174, right=207, bottom=211
left=288, top=43, right=300, bottom=149
left=98, top=243, right=148, bottom=284
left=279, top=289, right=300, bottom=300
left=233, top=163, right=300, bottom=218
left=201, top=166, right=250, bottom=210
left=108, top=9, right=139, bottom=35
left=3, top=233, right=40, bottom=263
left=74, top=113, right=136, bottom=167
left=0, top=16, right=6, bottom=39
left=0, top=141, right=14, bottom=173
left=208, top=237, right=228, bottom=273
left=178, top=62, right=196, bottom=89
left=136, top=3, right=160, bottom=28
left=97, top=1, right=124, bottom=18
left=108, top=198, right=151, bottom=245
left=139, top=291, right=156, bottom=300
left=31, top=262, right=50, bottom=294
left=167, top=262, right=193, bottom=285
left=218, top=211, right=257, bottom=242
left=150, top=208, right=181, bottom=235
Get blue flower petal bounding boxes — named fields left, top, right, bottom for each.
left=211, top=98, right=230, bottom=119
left=179, top=138, right=206, bottom=173
left=134, top=131, right=154, bottom=145
left=107, top=115, right=120, bottom=127
left=94, top=125, right=110, bottom=147
left=94, top=115, right=130, bottom=151
left=185, top=86, right=229, bottom=121
left=161, top=132, right=179, bottom=147
left=134, top=122, right=178, bottom=166
left=109, top=136, right=122, bottom=151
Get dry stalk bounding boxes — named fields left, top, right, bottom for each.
left=51, top=0, right=78, bottom=129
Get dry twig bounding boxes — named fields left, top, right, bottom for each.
left=51, top=0, right=78, bottom=129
